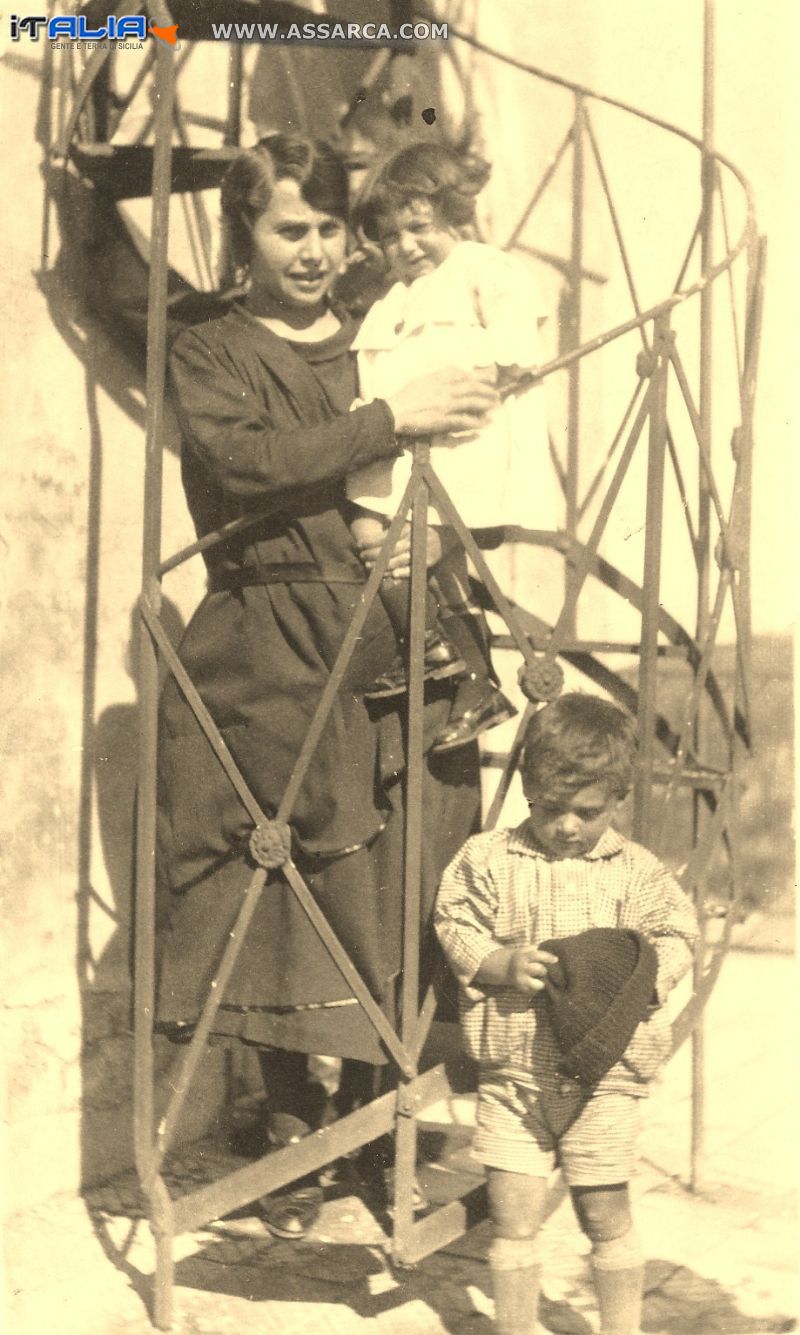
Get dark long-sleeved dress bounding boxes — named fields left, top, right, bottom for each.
left=155, top=304, right=480, bottom=1063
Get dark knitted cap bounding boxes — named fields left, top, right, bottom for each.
left=538, top=928, right=658, bottom=1087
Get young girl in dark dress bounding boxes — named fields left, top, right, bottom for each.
left=156, top=134, right=495, bottom=1236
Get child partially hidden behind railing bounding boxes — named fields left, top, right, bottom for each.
left=346, top=141, right=561, bottom=752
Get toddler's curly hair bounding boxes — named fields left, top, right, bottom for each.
left=351, top=140, right=491, bottom=243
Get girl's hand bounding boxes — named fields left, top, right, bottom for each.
left=385, top=366, right=498, bottom=437
left=355, top=522, right=443, bottom=580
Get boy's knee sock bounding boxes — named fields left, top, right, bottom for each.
left=488, top=1237, right=541, bottom=1335
left=590, top=1228, right=644, bottom=1335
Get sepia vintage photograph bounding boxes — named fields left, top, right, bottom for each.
left=2, top=2, right=796, bottom=1332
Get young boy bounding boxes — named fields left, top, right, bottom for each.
left=435, top=693, right=698, bottom=1335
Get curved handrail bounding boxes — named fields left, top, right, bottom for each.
left=54, top=9, right=755, bottom=303
left=445, top=19, right=754, bottom=211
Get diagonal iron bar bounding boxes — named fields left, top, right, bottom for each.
left=172, top=1082, right=400, bottom=1235
left=505, top=123, right=574, bottom=251
left=718, top=171, right=744, bottom=396
left=278, top=472, right=418, bottom=823
left=149, top=863, right=267, bottom=1173
left=655, top=566, right=732, bottom=843
left=585, top=549, right=737, bottom=747
left=669, top=344, right=733, bottom=557
left=578, top=379, right=644, bottom=521
left=134, top=44, right=193, bottom=145
left=410, top=982, right=439, bottom=1065
left=665, top=420, right=699, bottom=560
left=668, top=342, right=751, bottom=723
left=549, top=432, right=568, bottom=496
left=670, top=787, right=751, bottom=1056
left=151, top=853, right=417, bottom=1175
left=281, top=860, right=417, bottom=1077
left=55, top=0, right=142, bottom=156
left=672, top=212, right=702, bottom=295
left=160, top=507, right=279, bottom=575
left=108, top=45, right=156, bottom=139
left=483, top=702, right=537, bottom=832
left=418, top=468, right=549, bottom=830
left=584, top=108, right=648, bottom=347
left=544, top=384, right=652, bottom=660
left=141, top=598, right=265, bottom=825
left=422, top=467, right=538, bottom=667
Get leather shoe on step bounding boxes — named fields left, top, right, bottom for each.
left=364, top=629, right=465, bottom=700
left=257, top=1183, right=324, bottom=1239
left=432, top=688, right=517, bottom=753
left=255, top=1112, right=323, bottom=1240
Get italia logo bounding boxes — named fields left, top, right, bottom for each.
left=9, top=14, right=179, bottom=44
left=149, top=23, right=178, bottom=44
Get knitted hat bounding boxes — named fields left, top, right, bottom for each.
left=538, top=928, right=658, bottom=1087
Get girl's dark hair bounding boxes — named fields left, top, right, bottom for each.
left=520, top=693, right=638, bottom=800
left=351, top=140, right=491, bottom=243
left=219, top=133, right=349, bottom=282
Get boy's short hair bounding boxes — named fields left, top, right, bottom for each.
left=520, top=693, right=637, bottom=800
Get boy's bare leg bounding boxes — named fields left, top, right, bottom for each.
left=571, top=1183, right=643, bottom=1335
left=487, top=1169, right=550, bottom=1335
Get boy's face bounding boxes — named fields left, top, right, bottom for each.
left=374, top=196, right=459, bottom=285
left=523, top=780, right=623, bottom=859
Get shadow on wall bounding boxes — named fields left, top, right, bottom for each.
left=79, top=595, right=187, bottom=1190
left=64, top=263, right=241, bottom=1211
left=39, top=165, right=150, bottom=435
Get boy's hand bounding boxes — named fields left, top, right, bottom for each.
left=506, top=946, right=559, bottom=994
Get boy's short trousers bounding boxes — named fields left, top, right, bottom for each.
left=473, top=1075, right=640, bottom=1185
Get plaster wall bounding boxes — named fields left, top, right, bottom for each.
left=1, top=49, right=225, bottom=1219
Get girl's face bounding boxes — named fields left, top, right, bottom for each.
left=522, top=781, right=622, bottom=860
left=375, top=196, right=460, bottom=285
left=248, top=177, right=347, bottom=318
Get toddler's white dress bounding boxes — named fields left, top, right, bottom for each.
left=347, top=240, right=560, bottom=530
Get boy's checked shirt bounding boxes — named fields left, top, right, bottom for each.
left=435, top=824, right=699, bottom=1096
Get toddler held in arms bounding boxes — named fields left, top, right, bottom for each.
left=348, top=141, right=559, bottom=753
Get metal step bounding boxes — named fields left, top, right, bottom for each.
left=68, top=144, right=238, bottom=199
